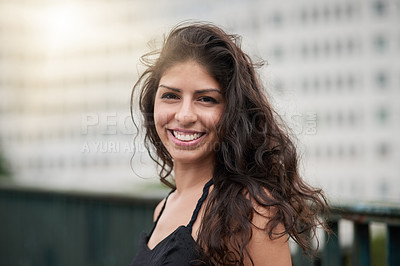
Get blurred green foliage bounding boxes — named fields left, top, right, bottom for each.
left=371, top=233, right=386, bottom=266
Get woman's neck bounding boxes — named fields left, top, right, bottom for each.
left=173, top=160, right=214, bottom=195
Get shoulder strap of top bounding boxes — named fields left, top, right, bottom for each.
left=187, top=178, right=214, bottom=232
left=148, top=189, right=174, bottom=237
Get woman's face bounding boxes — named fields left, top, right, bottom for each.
left=154, top=60, right=224, bottom=165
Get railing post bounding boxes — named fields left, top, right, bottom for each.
left=387, top=225, right=400, bottom=266
left=293, top=247, right=313, bottom=266
left=292, top=230, right=315, bottom=266
left=353, top=223, right=370, bottom=266
left=323, top=220, right=340, bottom=266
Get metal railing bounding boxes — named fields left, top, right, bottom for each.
left=325, top=202, right=400, bottom=266
left=294, top=202, right=400, bottom=266
left=1, top=182, right=399, bottom=266
left=0, top=182, right=161, bottom=266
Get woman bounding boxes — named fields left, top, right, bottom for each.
left=130, top=22, right=329, bottom=265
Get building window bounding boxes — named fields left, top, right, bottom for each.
left=315, top=146, right=321, bottom=158
left=373, top=1, right=386, bottom=16
left=373, top=35, right=388, bottom=53
left=348, top=110, right=357, bottom=126
left=272, top=46, right=284, bottom=60
left=377, top=142, right=390, bottom=157
left=300, top=9, right=308, bottom=23
left=326, top=146, right=333, bottom=158
left=301, top=44, right=309, bottom=58
left=323, top=41, right=331, bottom=56
left=336, top=111, right=344, bottom=126
left=321, top=6, right=328, bottom=20
left=337, top=145, right=344, bottom=157
left=347, top=39, right=355, bottom=54
left=271, top=12, right=283, bottom=26
left=313, top=42, right=320, bottom=57
left=311, top=7, right=319, bottom=21
left=378, top=178, right=390, bottom=200
left=325, top=112, right=332, bottom=125
left=375, top=72, right=388, bottom=89
left=336, top=76, right=343, bottom=91
left=335, top=40, right=343, bottom=55
left=347, top=75, right=356, bottom=90
left=301, top=79, right=309, bottom=93
left=376, top=106, right=389, bottom=124
left=345, top=4, right=355, bottom=18
left=325, top=76, right=332, bottom=92
left=349, top=144, right=357, bottom=157
left=334, top=5, right=342, bottom=20
left=313, top=78, right=320, bottom=92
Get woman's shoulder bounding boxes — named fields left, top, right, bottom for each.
left=245, top=188, right=292, bottom=265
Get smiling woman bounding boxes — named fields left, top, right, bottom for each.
left=130, top=22, right=329, bottom=266
left=154, top=61, right=224, bottom=164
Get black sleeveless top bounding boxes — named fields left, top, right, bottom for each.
left=130, top=179, right=213, bottom=266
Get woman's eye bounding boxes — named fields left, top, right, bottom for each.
left=199, top=96, right=217, bottom=103
left=161, top=93, right=179, bottom=99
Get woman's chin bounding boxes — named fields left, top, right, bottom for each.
left=170, top=150, right=214, bottom=165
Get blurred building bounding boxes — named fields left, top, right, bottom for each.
left=0, top=0, right=398, bottom=201
left=253, top=0, right=400, bottom=202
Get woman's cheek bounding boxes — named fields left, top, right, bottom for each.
left=154, top=104, right=172, bottom=127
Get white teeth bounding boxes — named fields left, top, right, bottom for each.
left=173, top=131, right=202, bottom=141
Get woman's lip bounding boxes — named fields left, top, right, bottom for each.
left=168, top=128, right=205, bottom=134
left=167, top=130, right=206, bottom=147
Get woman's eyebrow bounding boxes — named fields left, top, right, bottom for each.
left=159, top=84, right=221, bottom=94
left=159, top=84, right=180, bottom=92
left=195, top=88, right=222, bottom=94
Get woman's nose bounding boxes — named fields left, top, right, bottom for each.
left=174, top=101, right=197, bottom=124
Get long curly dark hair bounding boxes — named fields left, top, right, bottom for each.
left=131, top=22, right=329, bottom=265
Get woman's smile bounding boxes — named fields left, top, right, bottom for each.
left=168, top=129, right=206, bottom=147
left=154, top=60, right=224, bottom=163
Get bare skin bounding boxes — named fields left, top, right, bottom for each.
left=245, top=204, right=292, bottom=265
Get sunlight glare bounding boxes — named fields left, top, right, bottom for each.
left=38, top=3, right=90, bottom=50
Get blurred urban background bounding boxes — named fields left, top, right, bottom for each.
left=0, top=0, right=399, bottom=265
left=0, top=0, right=398, bottom=202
